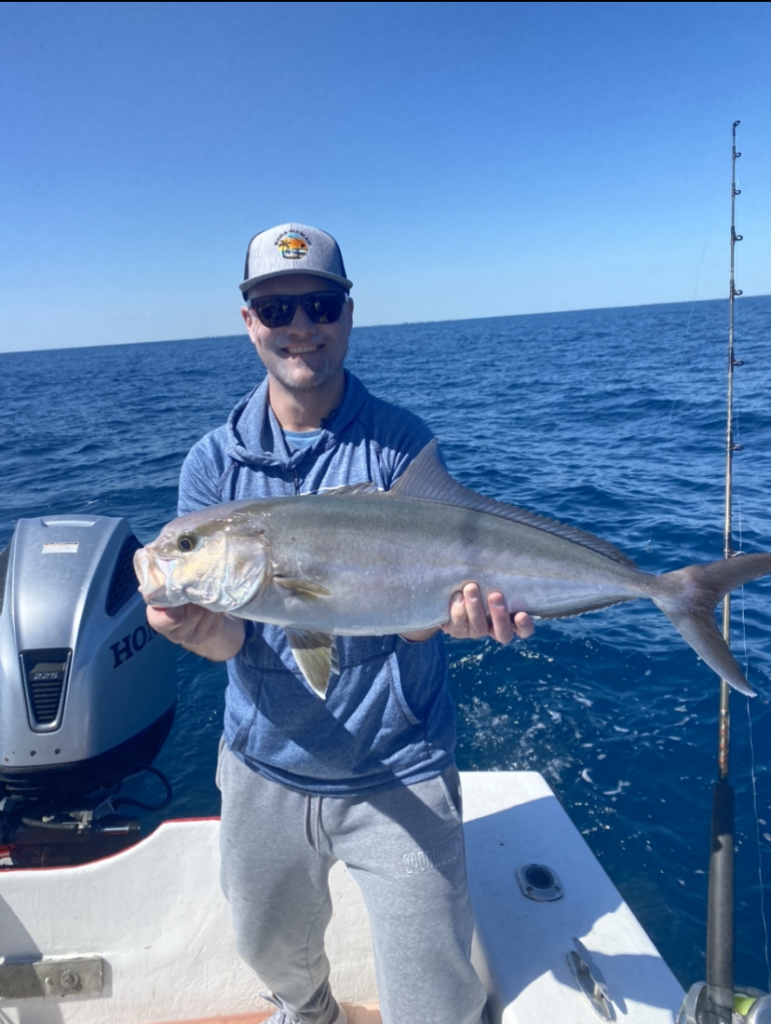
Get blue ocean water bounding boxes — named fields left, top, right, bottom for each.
left=1, top=296, right=770, bottom=991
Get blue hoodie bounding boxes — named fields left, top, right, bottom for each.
left=178, top=371, right=456, bottom=795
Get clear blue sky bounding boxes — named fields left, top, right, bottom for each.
left=1, top=1, right=769, bottom=351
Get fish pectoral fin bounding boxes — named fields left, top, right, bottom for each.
left=273, top=577, right=332, bottom=598
left=285, top=629, right=340, bottom=699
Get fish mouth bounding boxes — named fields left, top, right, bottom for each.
left=133, top=547, right=186, bottom=607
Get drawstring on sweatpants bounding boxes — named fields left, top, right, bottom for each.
left=303, top=795, right=325, bottom=855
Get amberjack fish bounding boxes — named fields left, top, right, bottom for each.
left=134, top=441, right=771, bottom=698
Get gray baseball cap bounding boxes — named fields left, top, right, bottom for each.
left=240, top=223, right=353, bottom=295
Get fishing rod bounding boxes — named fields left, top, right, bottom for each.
left=702, top=118, right=744, bottom=1024
left=718, top=118, right=745, bottom=787
left=677, top=120, right=771, bottom=1024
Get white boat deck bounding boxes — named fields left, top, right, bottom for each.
left=0, top=771, right=684, bottom=1023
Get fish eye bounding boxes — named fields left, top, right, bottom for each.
left=177, top=535, right=197, bottom=552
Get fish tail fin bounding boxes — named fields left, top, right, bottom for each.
left=653, top=552, right=771, bottom=697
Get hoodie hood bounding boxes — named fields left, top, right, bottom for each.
left=224, top=370, right=370, bottom=471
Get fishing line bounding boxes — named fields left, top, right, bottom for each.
left=664, top=185, right=717, bottom=434
left=652, top=201, right=718, bottom=552
left=746, top=694, right=771, bottom=989
left=685, top=191, right=718, bottom=336
left=734, top=352, right=771, bottom=991
left=736, top=481, right=770, bottom=989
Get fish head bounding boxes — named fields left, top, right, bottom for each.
left=133, top=506, right=269, bottom=612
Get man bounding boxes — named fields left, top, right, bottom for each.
left=146, top=224, right=533, bottom=1024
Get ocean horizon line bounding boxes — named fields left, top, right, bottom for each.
left=2, top=292, right=769, bottom=357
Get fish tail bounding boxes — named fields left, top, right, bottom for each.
left=653, top=552, right=771, bottom=697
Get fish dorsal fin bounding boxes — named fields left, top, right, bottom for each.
left=389, top=440, right=638, bottom=569
left=284, top=628, right=339, bottom=699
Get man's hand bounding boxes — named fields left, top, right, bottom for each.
left=442, top=583, right=534, bottom=643
left=146, top=604, right=246, bottom=662
left=401, top=584, right=535, bottom=644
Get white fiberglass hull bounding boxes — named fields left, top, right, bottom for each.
left=0, top=771, right=683, bottom=1024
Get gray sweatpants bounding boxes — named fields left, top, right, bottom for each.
left=217, top=744, right=488, bottom=1024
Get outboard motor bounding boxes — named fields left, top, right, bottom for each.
left=0, top=515, right=177, bottom=861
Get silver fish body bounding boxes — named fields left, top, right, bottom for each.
left=230, top=494, right=649, bottom=633
left=134, top=441, right=771, bottom=699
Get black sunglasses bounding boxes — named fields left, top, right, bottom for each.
left=248, top=290, right=347, bottom=329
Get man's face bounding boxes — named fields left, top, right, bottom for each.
left=241, top=274, right=353, bottom=394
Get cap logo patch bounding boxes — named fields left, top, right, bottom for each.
left=276, top=231, right=310, bottom=260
